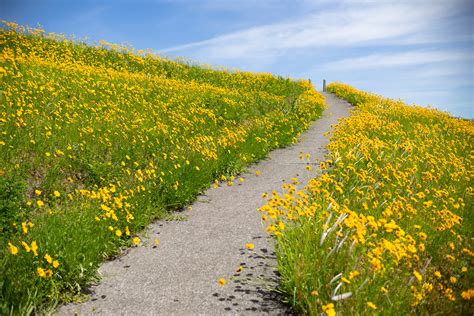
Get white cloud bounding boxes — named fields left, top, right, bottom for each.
left=323, top=50, right=473, bottom=71
left=158, top=1, right=464, bottom=60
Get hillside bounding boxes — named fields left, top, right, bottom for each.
left=0, top=22, right=326, bottom=314
left=261, top=83, right=473, bottom=314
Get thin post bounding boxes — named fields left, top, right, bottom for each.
left=323, top=79, right=326, bottom=92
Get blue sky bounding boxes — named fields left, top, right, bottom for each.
left=2, top=0, right=473, bottom=118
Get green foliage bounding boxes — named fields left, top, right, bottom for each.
left=0, top=177, right=27, bottom=236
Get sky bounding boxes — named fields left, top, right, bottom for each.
left=2, top=0, right=473, bottom=118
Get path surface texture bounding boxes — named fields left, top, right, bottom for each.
left=58, top=92, right=351, bottom=315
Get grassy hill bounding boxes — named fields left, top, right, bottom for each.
left=0, top=21, right=325, bottom=314
left=261, top=83, right=473, bottom=314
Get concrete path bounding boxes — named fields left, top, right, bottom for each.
left=57, top=92, right=351, bottom=315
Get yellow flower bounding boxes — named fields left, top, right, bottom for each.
left=115, top=229, right=122, bottom=237
left=310, top=290, right=318, bottom=296
left=45, top=269, right=53, bottom=278
left=418, top=232, right=427, bottom=240
left=349, top=270, right=360, bottom=279
left=31, top=241, right=39, bottom=256
left=133, top=237, right=140, bottom=246
left=461, top=289, right=474, bottom=300
left=341, top=276, right=351, bottom=284
left=53, top=260, right=60, bottom=268
left=44, top=253, right=53, bottom=264
left=53, top=190, right=60, bottom=197
left=367, top=302, right=377, bottom=310
left=245, top=243, right=254, bottom=250
left=37, top=200, right=45, bottom=207
left=218, top=278, right=226, bottom=286
left=413, top=270, right=422, bottom=282
left=125, top=226, right=130, bottom=236
left=322, top=303, right=335, bottom=316
left=37, top=267, right=46, bottom=278
left=305, top=165, right=311, bottom=171
left=450, top=276, right=457, bottom=284
left=154, top=238, right=159, bottom=246
left=21, top=222, right=28, bottom=234
left=380, top=286, right=388, bottom=294
left=8, top=242, right=18, bottom=255
left=255, top=170, right=261, bottom=176
left=419, top=243, right=425, bottom=252
left=434, top=271, right=442, bottom=278
left=35, top=189, right=42, bottom=196
left=22, top=241, right=31, bottom=252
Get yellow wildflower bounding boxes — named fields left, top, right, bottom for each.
left=461, top=289, right=474, bottom=300
left=31, top=241, right=38, bottom=256
left=218, top=278, right=226, bottom=286
left=37, top=267, right=46, bottom=278
left=133, top=237, right=140, bottom=246
left=341, top=276, right=351, bottom=284
left=44, top=254, right=53, bottom=264
left=367, top=302, right=377, bottom=310
left=322, top=303, right=335, bottom=316
left=21, top=222, right=28, bottom=234
left=8, top=243, right=18, bottom=255
left=349, top=270, right=360, bottom=279
left=413, top=270, right=422, bottom=282
left=22, top=241, right=31, bottom=252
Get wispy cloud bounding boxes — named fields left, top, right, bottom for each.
left=158, top=1, right=465, bottom=60
left=323, top=50, right=473, bottom=71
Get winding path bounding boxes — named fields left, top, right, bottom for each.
left=58, top=92, right=351, bottom=315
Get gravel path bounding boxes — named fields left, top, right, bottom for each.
left=57, top=92, right=351, bottom=315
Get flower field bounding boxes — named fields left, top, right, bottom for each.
left=0, top=22, right=326, bottom=314
left=260, top=83, right=473, bottom=314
